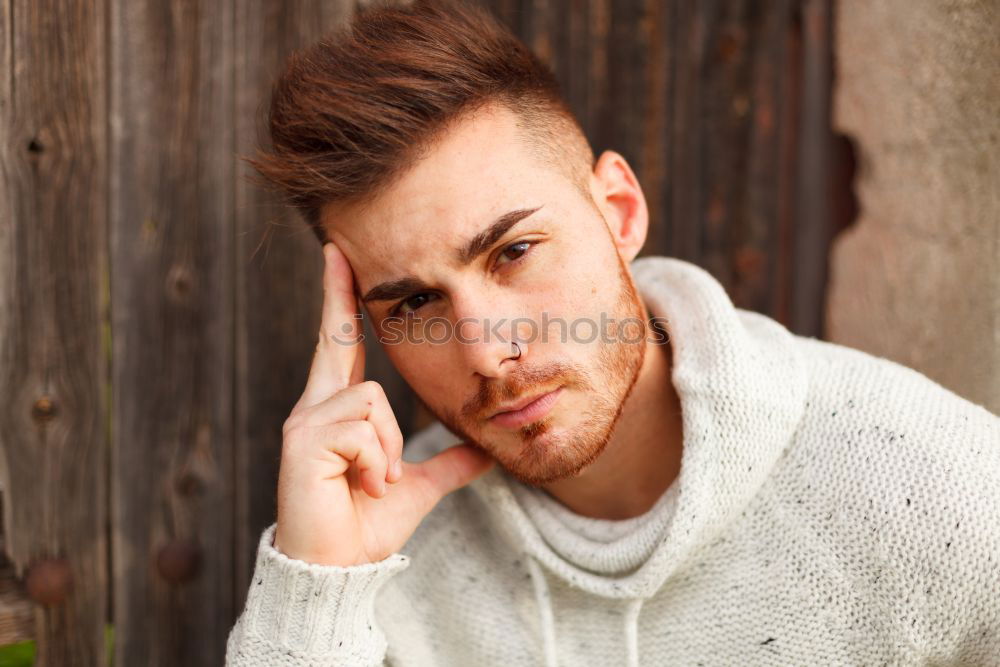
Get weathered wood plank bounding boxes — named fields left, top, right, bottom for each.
left=0, top=0, right=109, bottom=663
left=739, top=0, right=791, bottom=315
left=634, top=0, right=671, bottom=259
left=791, top=0, right=833, bottom=337
left=109, top=0, right=234, bottom=664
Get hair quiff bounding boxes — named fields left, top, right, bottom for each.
left=246, top=0, right=595, bottom=244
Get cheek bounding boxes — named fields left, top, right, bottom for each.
left=384, top=340, right=429, bottom=380
left=529, top=268, right=614, bottom=327
left=543, top=238, right=620, bottom=306
left=383, top=341, right=458, bottom=405
left=530, top=267, right=626, bottom=353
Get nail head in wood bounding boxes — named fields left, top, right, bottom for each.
left=156, top=539, right=201, bottom=584
left=25, top=558, right=73, bottom=605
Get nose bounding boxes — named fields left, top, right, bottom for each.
left=453, top=313, right=525, bottom=379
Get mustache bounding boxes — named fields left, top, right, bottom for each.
left=461, top=360, right=589, bottom=420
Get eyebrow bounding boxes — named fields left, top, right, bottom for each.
left=360, top=205, right=544, bottom=304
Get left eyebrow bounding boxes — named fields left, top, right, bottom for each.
left=360, top=205, right=544, bottom=304
left=456, top=205, right=544, bottom=265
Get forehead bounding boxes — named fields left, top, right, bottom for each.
left=320, top=104, right=571, bottom=287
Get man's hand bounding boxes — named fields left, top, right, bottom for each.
left=273, top=242, right=495, bottom=566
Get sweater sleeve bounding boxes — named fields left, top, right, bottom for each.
left=225, top=522, right=411, bottom=667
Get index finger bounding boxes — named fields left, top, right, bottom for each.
left=298, top=242, right=364, bottom=409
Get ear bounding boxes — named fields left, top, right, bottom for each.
left=588, top=150, right=649, bottom=263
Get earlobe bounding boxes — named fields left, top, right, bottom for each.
left=589, top=150, right=649, bottom=263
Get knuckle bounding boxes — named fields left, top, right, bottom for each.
left=360, top=380, right=384, bottom=400
left=281, top=424, right=306, bottom=453
left=361, top=424, right=386, bottom=461
left=359, top=419, right=379, bottom=441
left=282, top=414, right=303, bottom=435
left=342, top=419, right=376, bottom=444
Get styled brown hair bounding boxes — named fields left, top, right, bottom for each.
left=246, top=0, right=595, bottom=245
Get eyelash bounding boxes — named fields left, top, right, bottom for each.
left=389, top=240, right=538, bottom=317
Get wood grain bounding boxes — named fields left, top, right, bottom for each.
left=0, top=0, right=109, bottom=663
left=108, top=0, right=234, bottom=663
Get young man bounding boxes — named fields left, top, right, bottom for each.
left=225, top=1, right=1000, bottom=665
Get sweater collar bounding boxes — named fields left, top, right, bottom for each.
left=470, top=256, right=809, bottom=599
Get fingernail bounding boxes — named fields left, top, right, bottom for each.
left=379, top=479, right=387, bottom=496
left=391, top=459, right=402, bottom=480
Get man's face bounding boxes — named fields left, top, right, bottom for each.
left=324, top=104, right=649, bottom=486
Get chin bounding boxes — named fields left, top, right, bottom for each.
left=491, top=413, right=615, bottom=487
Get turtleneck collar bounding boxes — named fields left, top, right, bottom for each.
left=507, top=469, right=681, bottom=576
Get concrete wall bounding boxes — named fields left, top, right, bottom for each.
left=827, top=0, right=999, bottom=414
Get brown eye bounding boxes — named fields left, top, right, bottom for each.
left=392, top=292, right=436, bottom=317
left=496, top=241, right=533, bottom=267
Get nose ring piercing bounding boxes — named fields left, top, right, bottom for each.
left=511, top=341, right=521, bottom=360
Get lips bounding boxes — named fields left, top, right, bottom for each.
left=489, top=388, right=560, bottom=418
left=488, top=387, right=564, bottom=429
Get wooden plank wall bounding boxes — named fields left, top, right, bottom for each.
left=0, top=0, right=834, bottom=664
left=108, top=0, right=235, bottom=664
left=0, top=0, right=110, bottom=664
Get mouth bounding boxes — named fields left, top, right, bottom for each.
left=488, top=387, right=564, bottom=429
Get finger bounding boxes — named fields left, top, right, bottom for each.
left=299, top=242, right=364, bottom=409
left=286, top=419, right=389, bottom=499
left=348, top=331, right=366, bottom=387
left=405, top=443, right=495, bottom=515
left=285, top=381, right=405, bottom=483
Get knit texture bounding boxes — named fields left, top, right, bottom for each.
left=226, top=256, right=1000, bottom=666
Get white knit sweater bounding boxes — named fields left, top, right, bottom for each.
left=226, top=256, right=1000, bottom=666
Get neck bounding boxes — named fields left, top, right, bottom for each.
left=541, top=322, right=684, bottom=520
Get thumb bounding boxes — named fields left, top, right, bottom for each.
left=410, top=443, right=495, bottom=513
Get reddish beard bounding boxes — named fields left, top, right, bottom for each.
left=429, top=255, right=649, bottom=487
